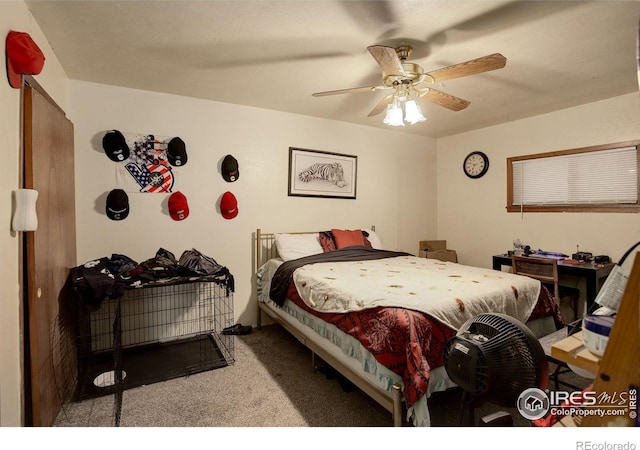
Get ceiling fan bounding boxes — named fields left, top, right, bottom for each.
left=312, top=45, right=507, bottom=124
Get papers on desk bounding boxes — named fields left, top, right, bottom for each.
left=533, top=250, right=569, bottom=260
left=593, top=264, right=629, bottom=312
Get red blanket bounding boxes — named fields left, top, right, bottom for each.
left=285, top=281, right=562, bottom=408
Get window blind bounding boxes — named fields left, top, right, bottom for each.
left=512, top=146, right=638, bottom=206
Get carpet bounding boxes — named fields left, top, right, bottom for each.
left=54, top=324, right=591, bottom=428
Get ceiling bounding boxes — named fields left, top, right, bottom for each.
left=23, top=0, right=640, bottom=139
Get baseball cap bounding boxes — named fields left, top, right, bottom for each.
left=6, top=31, right=45, bottom=89
left=168, top=191, right=189, bottom=221
left=102, top=130, right=130, bottom=162
left=221, top=155, right=239, bottom=182
left=106, top=189, right=129, bottom=220
left=167, top=137, right=187, bottom=166
left=220, top=191, right=238, bottom=219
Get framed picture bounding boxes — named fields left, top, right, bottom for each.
left=288, top=147, right=357, bottom=199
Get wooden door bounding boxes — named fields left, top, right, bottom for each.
left=23, top=82, right=77, bottom=426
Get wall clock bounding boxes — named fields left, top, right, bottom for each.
left=463, top=151, right=489, bottom=179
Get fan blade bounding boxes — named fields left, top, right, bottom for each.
left=367, top=45, right=407, bottom=77
left=425, top=53, right=507, bottom=83
left=367, top=94, right=394, bottom=117
left=417, top=88, right=470, bottom=111
left=312, top=85, right=387, bottom=97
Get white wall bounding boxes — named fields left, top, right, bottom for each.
left=437, top=92, right=640, bottom=312
left=437, top=92, right=640, bottom=267
left=68, top=81, right=437, bottom=328
left=0, top=0, right=70, bottom=427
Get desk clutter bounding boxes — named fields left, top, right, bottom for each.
left=510, top=239, right=611, bottom=266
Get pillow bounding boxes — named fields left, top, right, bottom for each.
left=331, top=228, right=366, bottom=249
left=274, top=233, right=323, bottom=261
left=319, top=231, right=337, bottom=252
left=320, top=229, right=381, bottom=251
left=363, top=229, right=382, bottom=249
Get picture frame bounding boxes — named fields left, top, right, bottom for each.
left=288, top=147, right=357, bottom=199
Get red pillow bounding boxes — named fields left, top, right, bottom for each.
left=319, top=232, right=337, bottom=252
left=331, top=228, right=366, bottom=249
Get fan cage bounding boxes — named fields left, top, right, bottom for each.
left=445, top=313, right=548, bottom=406
left=444, top=337, right=490, bottom=396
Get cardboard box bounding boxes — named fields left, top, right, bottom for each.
left=419, top=240, right=458, bottom=263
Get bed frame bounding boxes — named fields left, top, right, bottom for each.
left=255, top=227, right=404, bottom=427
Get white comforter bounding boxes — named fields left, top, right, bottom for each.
left=292, top=255, right=541, bottom=330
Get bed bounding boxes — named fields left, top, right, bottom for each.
left=255, top=227, right=563, bottom=427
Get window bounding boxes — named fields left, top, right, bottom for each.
left=507, top=140, right=640, bottom=213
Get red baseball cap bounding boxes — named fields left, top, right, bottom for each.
left=220, top=191, right=238, bottom=219
left=6, top=31, right=45, bottom=89
left=168, top=191, right=189, bottom=221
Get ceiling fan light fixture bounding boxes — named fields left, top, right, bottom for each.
left=383, top=103, right=404, bottom=126
left=404, top=100, right=426, bottom=124
left=313, top=45, right=506, bottom=126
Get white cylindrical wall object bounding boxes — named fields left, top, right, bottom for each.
left=12, top=188, right=39, bottom=232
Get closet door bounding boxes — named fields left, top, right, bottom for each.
left=23, top=83, right=76, bottom=426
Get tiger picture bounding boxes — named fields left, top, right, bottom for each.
left=298, top=162, right=347, bottom=188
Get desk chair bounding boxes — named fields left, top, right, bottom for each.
left=511, top=255, right=580, bottom=322
left=512, top=255, right=582, bottom=391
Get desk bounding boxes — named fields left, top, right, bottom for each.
left=550, top=331, right=600, bottom=375
left=492, top=254, right=615, bottom=311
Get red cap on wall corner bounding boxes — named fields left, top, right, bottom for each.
left=6, top=31, right=45, bottom=89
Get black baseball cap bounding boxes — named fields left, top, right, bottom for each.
left=167, top=137, right=187, bottom=166
left=222, top=154, right=239, bottom=182
left=102, top=130, right=130, bottom=162
left=106, top=189, right=129, bottom=220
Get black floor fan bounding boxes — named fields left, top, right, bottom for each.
left=444, top=313, right=548, bottom=426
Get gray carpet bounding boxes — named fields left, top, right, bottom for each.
left=54, top=324, right=591, bottom=428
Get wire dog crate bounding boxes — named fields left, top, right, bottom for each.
left=74, top=277, right=235, bottom=402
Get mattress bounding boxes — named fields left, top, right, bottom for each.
left=257, top=258, right=457, bottom=426
left=257, top=256, right=559, bottom=426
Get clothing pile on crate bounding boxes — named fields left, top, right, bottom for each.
left=68, top=248, right=234, bottom=310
